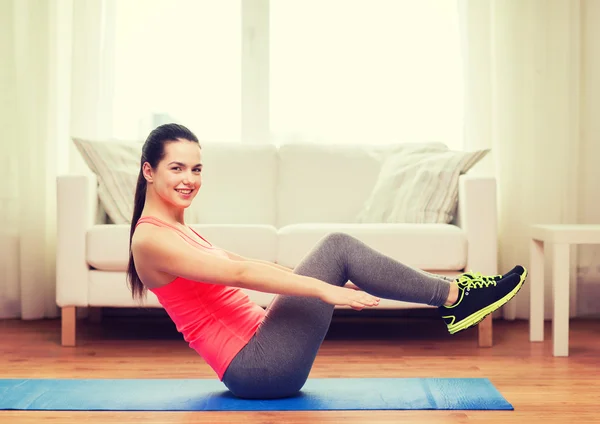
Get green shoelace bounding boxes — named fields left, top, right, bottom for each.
left=456, top=272, right=499, bottom=289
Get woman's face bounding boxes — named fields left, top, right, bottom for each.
left=145, top=140, right=203, bottom=209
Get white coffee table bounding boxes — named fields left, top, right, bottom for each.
left=529, top=224, right=600, bottom=356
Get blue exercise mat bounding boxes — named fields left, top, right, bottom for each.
left=0, top=378, right=513, bottom=411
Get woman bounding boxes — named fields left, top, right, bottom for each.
left=128, top=123, right=527, bottom=399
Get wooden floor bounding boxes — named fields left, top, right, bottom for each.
left=0, top=315, right=599, bottom=423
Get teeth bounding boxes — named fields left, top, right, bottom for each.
left=176, top=189, right=192, bottom=194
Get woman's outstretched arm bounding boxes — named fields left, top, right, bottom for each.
left=221, top=249, right=293, bottom=273
left=132, top=226, right=378, bottom=310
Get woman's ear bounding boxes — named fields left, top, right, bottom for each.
left=142, top=162, right=153, bottom=183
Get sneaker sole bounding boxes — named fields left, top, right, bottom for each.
left=445, top=268, right=528, bottom=335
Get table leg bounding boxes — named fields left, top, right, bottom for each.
left=552, top=243, right=570, bottom=356
left=529, top=238, right=545, bottom=342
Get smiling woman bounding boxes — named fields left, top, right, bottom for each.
left=126, top=123, right=527, bottom=400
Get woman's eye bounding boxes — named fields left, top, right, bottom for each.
left=172, top=167, right=181, bottom=171
left=194, top=168, right=202, bottom=173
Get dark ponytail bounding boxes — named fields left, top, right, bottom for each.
left=127, top=170, right=148, bottom=301
left=126, top=123, right=200, bottom=301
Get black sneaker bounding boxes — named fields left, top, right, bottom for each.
left=439, top=266, right=528, bottom=334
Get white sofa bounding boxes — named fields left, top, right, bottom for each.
left=56, top=142, right=498, bottom=347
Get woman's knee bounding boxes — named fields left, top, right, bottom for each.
left=320, top=232, right=353, bottom=249
left=309, top=232, right=354, bottom=266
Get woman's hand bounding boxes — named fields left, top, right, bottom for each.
left=319, top=285, right=380, bottom=310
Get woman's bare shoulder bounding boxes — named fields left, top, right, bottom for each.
left=131, top=223, right=181, bottom=267
left=132, top=222, right=168, bottom=249
left=131, top=224, right=179, bottom=288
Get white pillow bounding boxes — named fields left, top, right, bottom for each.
left=356, top=146, right=490, bottom=224
left=73, top=138, right=142, bottom=224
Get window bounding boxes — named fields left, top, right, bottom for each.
left=111, top=0, right=241, bottom=141
left=270, top=0, right=464, bottom=148
left=109, top=0, right=463, bottom=148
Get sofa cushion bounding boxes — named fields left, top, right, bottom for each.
left=276, top=223, right=467, bottom=271
left=276, top=142, right=448, bottom=227
left=73, top=138, right=278, bottom=225
left=186, top=143, right=278, bottom=225
left=87, top=224, right=278, bottom=271
left=356, top=146, right=489, bottom=224
left=73, top=138, right=140, bottom=225
left=275, top=143, right=389, bottom=227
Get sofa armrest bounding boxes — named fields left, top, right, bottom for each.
left=56, top=174, right=98, bottom=307
left=455, top=174, right=498, bottom=275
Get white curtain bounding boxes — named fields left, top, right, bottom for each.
left=0, top=0, right=65, bottom=319
left=0, top=0, right=108, bottom=319
left=459, top=0, right=600, bottom=319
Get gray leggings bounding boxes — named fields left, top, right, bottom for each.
left=222, top=232, right=452, bottom=399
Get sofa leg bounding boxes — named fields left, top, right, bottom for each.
left=478, top=315, right=493, bottom=347
left=61, top=306, right=76, bottom=347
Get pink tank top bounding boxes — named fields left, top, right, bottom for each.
left=135, top=216, right=266, bottom=380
